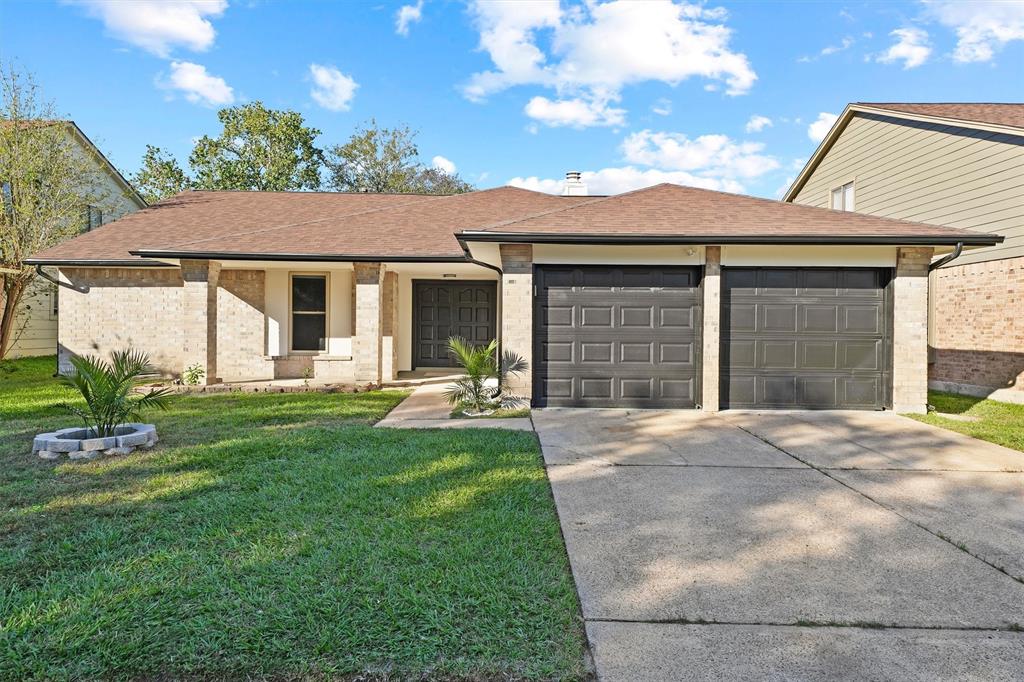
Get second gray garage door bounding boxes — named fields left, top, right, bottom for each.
left=721, top=267, right=893, bottom=410
left=534, top=265, right=701, bottom=408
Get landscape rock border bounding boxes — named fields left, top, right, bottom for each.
left=34, top=424, right=158, bottom=462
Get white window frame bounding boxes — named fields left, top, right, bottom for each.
left=830, top=180, right=855, bottom=212
left=288, top=272, right=330, bottom=354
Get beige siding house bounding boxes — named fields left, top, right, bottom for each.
left=5, top=122, right=146, bottom=358
left=28, top=182, right=1000, bottom=414
left=785, top=103, right=1024, bottom=404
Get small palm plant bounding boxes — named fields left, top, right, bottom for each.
left=58, top=349, right=172, bottom=437
left=443, top=337, right=528, bottom=416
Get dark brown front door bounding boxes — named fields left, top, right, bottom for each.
left=413, top=280, right=497, bottom=367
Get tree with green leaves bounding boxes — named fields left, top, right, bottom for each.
left=188, top=101, right=324, bottom=191
left=325, top=120, right=473, bottom=194
left=0, top=65, right=111, bottom=359
left=131, top=145, right=191, bottom=203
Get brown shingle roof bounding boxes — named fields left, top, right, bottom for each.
left=28, top=187, right=590, bottom=263
left=856, top=103, right=1024, bottom=131
left=462, top=183, right=1001, bottom=245
left=29, top=182, right=1002, bottom=265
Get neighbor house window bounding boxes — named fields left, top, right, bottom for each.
left=82, top=205, right=103, bottom=232
left=49, top=285, right=59, bottom=320
left=290, top=274, right=327, bottom=352
left=830, top=182, right=855, bottom=211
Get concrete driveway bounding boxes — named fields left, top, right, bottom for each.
left=533, top=409, right=1024, bottom=681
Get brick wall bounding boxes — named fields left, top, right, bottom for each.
left=892, top=247, right=933, bottom=413
left=701, top=246, right=721, bottom=411
left=352, top=263, right=383, bottom=383
left=217, top=270, right=273, bottom=382
left=500, top=244, right=533, bottom=400
left=59, top=266, right=271, bottom=382
left=931, top=255, right=1024, bottom=398
left=59, top=267, right=186, bottom=375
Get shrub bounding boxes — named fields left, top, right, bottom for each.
left=58, top=349, right=171, bottom=437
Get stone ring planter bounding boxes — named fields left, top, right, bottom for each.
left=33, top=424, right=158, bottom=462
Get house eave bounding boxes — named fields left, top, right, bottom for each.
left=457, top=232, right=1002, bottom=247
left=129, top=249, right=471, bottom=263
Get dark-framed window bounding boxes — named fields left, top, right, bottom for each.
left=82, top=205, right=103, bottom=232
left=290, top=274, right=327, bottom=352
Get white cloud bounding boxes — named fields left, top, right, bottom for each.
left=309, top=64, right=358, bottom=112
left=160, top=61, right=234, bottom=106
left=432, top=155, right=456, bottom=174
left=808, top=112, right=838, bottom=142
left=651, top=98, right=672, bottom=116
left=926, top=0, right=1024, bottom=63
left=745, top=114, right=772, bottom=133
left=876, top=27, right=932, bottom=69
left=524, top=93, right=626, bottom=127
left=463, top=0, right=756, bottom=127
left=774, top=175, right=795, bottom=199
left=622, top=129, right=779, bottom=178
left=798, top=35, right=854, bottom=62
left=508, top=167, right=746, bottom=195
left=395, top=0, right=423, bottom=36
left=821, top=36, right=854, bottom=55
left=69, top=0, right=227, bottom=57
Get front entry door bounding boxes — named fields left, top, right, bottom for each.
left=413, top=280, right=497, bottom=367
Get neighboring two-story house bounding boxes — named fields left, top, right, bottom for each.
left=785, top=103, right=1023, bottom=404
left=4, top=121, right=145, bottom=358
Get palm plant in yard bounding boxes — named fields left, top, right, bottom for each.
left=443, top=337, right=527, bottom=416
left=58, top=349, right=171, bottom=437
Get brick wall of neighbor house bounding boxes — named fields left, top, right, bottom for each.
left=217, top=270, right=273, bottom=382
left=930, top=256, right=1024, bottom=400
left=58, top=267, right=186, bottom=375
left=892, top=247, right=933, bottom=413
left=500, top=244, right=533, bottom=399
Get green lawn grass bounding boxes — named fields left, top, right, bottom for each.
left=908, top=390, right=1024, bottom=452
left=0, top=356, right=586, bottom=680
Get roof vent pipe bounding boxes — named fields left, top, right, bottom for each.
left=562, top=170, right=587, bottom=196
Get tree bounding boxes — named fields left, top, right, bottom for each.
left=325, top=120, right=420, bottom=193
left=131, top=145, right=191, bottom=203
left=413, top=166, right=474, bottom=195
left=0, top=66, right=110, bottom=359
left=189, top=101, right=324, bottom=191
left=325, top=120, right=474, bottom=194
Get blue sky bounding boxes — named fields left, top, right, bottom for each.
left=2, top=0, right=1022, bottom=198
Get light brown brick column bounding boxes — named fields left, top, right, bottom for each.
left=701, top=246, right=722, bottom=411
left=381, top=270, right=399, bottom=382
left=500, top=244, right=533, bottom=401
left=353, top=263, right=384, bottom=384
left=180, top=259, right=221, bottom=384
left=892, top=247, right=933, bottom=413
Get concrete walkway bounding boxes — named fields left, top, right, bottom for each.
left=533, top=408, right=1024, bottom=681
left=375, top=383, right=533, bottom=430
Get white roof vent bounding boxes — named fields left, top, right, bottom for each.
left=562, top=170, right=587, bottom=196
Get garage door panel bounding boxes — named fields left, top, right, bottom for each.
left=721, top=267, right=891, bottom=410
left=535, top=265, right=700, bottom=408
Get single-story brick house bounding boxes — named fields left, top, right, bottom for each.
left=26, top=181, right=1002, bottom=413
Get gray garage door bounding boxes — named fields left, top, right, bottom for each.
left=534, top=265, right=701, bottom=408
left=721, top=267, right=893, bottom=410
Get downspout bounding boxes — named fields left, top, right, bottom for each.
left=924, top=242, right=963, bottom=404
left=928, top=242, right=963, bottom=271
left=35, top=264, right=88, bottom=292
